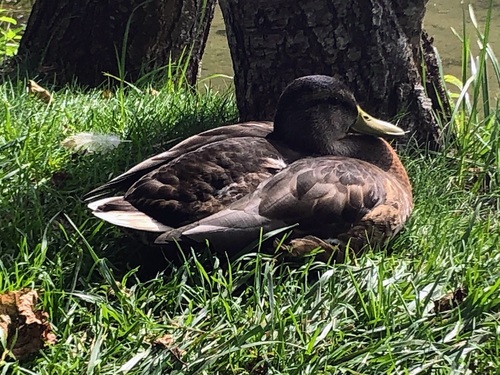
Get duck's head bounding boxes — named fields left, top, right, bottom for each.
left=272, top=75, right=405, bottom=155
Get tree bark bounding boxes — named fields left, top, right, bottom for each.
left=219, top=0, right=449, bottom=148
left=16, top=0, right=216, bottom=87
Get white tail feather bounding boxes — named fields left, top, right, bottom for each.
left=88, top=197, right=171, bottom=232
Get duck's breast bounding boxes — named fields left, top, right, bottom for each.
left=256, top=156, right=411, bottom=238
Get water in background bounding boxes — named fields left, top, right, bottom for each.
left=201, top=1, right=500, bottom=89
left=425, top=1, right=500, bottom=80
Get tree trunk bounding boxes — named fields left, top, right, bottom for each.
left=219, top=0, right=449, bottom=148
left=16, top=0, right=216, bottom=87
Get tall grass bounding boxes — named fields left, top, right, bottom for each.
left=0, top=4, right=499, bottom=375
left=445, top=1, right=500, bottom=193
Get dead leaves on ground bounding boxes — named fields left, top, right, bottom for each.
left=0, top=289, right=56, bottom=361
left=26, top=80, right=161, bottom=104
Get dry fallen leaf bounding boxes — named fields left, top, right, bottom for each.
left=152, top=334, right=186, bottom=364
left=152, top=334, right=174, bottom=348
left=0, top=289, right=56, bottom=360
left=27, top=80, right=53, bottom=104
left=433, top=286, right=467, bottom=313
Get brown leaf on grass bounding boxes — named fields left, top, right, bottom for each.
left=433, top=286, right=468, bottom=313
left=152, top=334, right=186, bottom=364
left=0, top=289, right=56, bottom=360
left=152, top=334, right=174, bottom=348
left=27, top=80, right=53, bottom=104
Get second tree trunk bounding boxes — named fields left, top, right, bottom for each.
left=219, top=0, right=446, bottom=148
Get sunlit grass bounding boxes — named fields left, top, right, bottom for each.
left=444, top=1, right=500, bottom=193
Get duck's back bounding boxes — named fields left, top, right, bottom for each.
left=85, top=122, right=273, bottom=199
left=117, top=136, right=290, bottom=227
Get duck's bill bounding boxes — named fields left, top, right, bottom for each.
left=352, top=106, right=405, bottom=136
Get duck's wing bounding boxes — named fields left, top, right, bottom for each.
left=88, top=136, right=288, bottom=231
left=154, top=191, right=285, bottom=249
left=156, top=157, right=406, bottom=250
left=122, top=137, right=287, bottom=227
left=84, top=122, right=273, bottom=200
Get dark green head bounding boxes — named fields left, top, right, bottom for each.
left=272, top=75, right=404, bottom=155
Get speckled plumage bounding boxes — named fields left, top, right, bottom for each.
left=85, top=121, right=273, bottom=199
left=124, top=137, right=291, bottom=226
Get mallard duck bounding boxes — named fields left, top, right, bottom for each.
left=87, top=75, right=412, bottom=259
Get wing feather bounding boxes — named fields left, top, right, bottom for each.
left=258, top=157, right=386, bottom=224
left=159, top=156, right=400, bottom=247
left=88, top=197, right=171, bottom=232
left=85, top=122, right=273, bottom=199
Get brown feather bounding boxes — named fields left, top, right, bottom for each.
left=87, top=76, right=413, bottom=260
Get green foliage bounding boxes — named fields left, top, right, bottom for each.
left=0, top=8, right=23, bottom=62
left=0, top=73, right=498, bottom=373
left=443, top=0, right=499, bottom=192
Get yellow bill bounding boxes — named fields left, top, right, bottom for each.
left=352, top=106, right=405, bottom=136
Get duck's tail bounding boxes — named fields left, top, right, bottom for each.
left=88, top=197, right=172, bottom=232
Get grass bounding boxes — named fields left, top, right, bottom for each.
left=1, top=8, right=500, bottom=375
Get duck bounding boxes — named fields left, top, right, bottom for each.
left=87, top=75, right=412, bottom=260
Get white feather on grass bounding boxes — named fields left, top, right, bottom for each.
left=61, top=132, right=126, bottom=153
